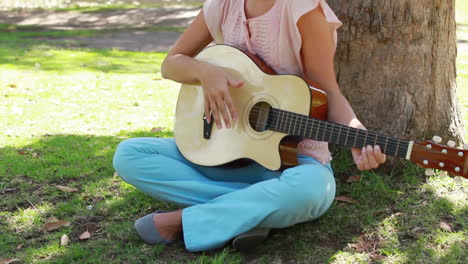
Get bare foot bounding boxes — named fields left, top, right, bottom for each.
left=153, top=210, right=183, bottom=241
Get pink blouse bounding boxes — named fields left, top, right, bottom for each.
left=203, top=0, right=342, bottom=164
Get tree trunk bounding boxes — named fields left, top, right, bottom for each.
left=328, top=0, right=464, bottom=146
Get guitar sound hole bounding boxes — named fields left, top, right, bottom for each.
left=249, top=102, right=271, bottom=132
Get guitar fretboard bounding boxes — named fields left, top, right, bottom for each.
left=265, top=108, right=409, bottom=158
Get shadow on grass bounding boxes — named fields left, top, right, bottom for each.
left=0, top=41, right=166, bottom=74
left=1, top=132, right=466, bottom=263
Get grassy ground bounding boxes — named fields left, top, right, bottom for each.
left=1, top=2, right=467, bottom=264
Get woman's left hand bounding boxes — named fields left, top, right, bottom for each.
left=351, top=145, right=386, bottom=171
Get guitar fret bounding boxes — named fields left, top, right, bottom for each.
left=304, top=117, right=309, bottom=137
left=384, top=137, right=388, bottom=153
left=274, top=110, right=280, bottom=131
left=373, top=134, right=377, bottom=146
left=278, top=111, right=283, bottom=132
left=310, top=118, right=315, bottom=139
left=364, top=131, right=368, bottom=147
left=288, top=112, right=292, bottom=134
left=345, top=127, right=350, bottom=146
left=337, top=125, right=342, bottom=145
left=329, top=123, right=334, bottom=142
left=395, top=140, right=400, bottom=157
left=283, top=111, right=287, bottom=133
left=284, top=112, right=288, bottom=133
left=291, top=114, right=296, bottom=135
left=353, top=129, right=359, bottom=148
left=322, top=122, right=327, bottom=141
left=299, top=115, right=304, bottom=136
left=315, top=120, right=320, bottom=140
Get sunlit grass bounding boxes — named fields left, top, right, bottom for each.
left=456, top=0, right=468, bottom=25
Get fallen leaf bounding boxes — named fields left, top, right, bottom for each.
left=0, top=259, right=20, bottom=264
left=79, top=231, right=91, bottom=240
left=335, top=196, right=359, bottom=204
left=32, top=152, right=38, bottom=158
left=46, top=216, right=59, bottom=222
left=60, top=234, right=69, bottom=246
left=7, top=84, right=17, bottom=88
left=411, top=226, right=424, bottom=233
left=16, top=244, right=23, bottom=250
left=18, top=149, right=28, bottom=155
left=42, top=220, right=70, bottom=231
left=390, top=212, right=403, bottom=218
left=151, top=127, right=165, bottom=133
left=54, top=185, right=78, bottom=193
left=439, top=221, right=452, bottom=232
left=0, top=188, right=17, bottom=195
left=346, top=176, right=361, bottom=183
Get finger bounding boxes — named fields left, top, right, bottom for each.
left=227, top=78, right=244, bottom=88
left=216, top=97, right=231, bottom=128
left=361, top=146, right=372, bottom=170
left=366, top=145, right=379, bottom=169
left=204, top=95, right=211, bottom=123
left=210, top=101, right=222, bottom=129
left=356, top=159, right=365, bottom=171
left=223, top=92, right=238, bottom=121
left=375, top=145, right=386, bottom=164
left=352, top=148, right=365, bottom=171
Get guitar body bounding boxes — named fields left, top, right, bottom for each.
left=174, top=45, right=327, bottom=170
left=174, top=45, right=468, bottom=178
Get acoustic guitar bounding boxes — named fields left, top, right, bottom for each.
left=174, top=45, right=467, bottom=178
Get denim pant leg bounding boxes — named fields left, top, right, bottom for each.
left=113, top=137, right=266, bottom=206
left=183, top=155, right=335, bottom=251
left=113, top=138, right=335, bottom=252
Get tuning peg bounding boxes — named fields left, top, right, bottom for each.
left=432, top=136, right=442, bottom=143
left=438, top=171, right=448, bottom=178
left=454, top=176, right=464, bottom=184
left=447, top=140, right=456, bottom=148
left=425, top=169, right=435, bottom=176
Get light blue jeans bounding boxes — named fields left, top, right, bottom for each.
left=113, top=137, right=336, bottom=251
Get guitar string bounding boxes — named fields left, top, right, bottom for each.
left=248, top=106, right=406, bottom=151
left=248, top=106, right=462, bottom=158
left=249, top=107, right=403, bottom=147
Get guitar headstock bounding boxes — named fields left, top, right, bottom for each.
left=410, top=137, right=468, bottom=178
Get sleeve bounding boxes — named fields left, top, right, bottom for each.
left=286, top=0, right=343, bottom=74
left=203, top=0, right=229, bottom=43
left=290, top=0, right=342, bottom=36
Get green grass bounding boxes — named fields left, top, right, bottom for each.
left=1, top=2, right=467, bottom=264
left=456, top=0, right=468, bottom=25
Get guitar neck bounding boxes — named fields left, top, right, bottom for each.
left=266, top=108, right=411, bottom=159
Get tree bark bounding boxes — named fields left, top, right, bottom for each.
left=328, top=0, right=463, bottom=146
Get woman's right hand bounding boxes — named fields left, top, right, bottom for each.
left=199, top=64, right=244, bottom=129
